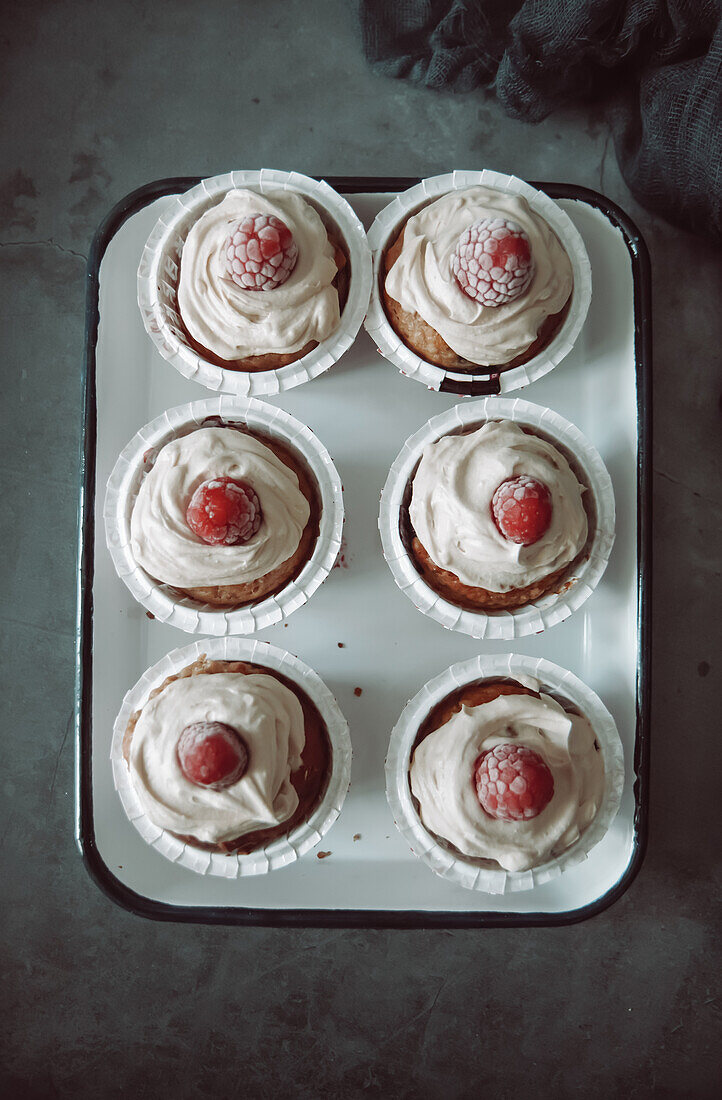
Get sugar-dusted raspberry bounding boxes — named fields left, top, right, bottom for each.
left=451, top=218, right=534, bottom=307
left=491, top=475, right=552, bottom=546
left=474, top=744, right=554, bottom=822
left=223, top=213, right=298, bottom=290
left=177, top=721, right=249, bottom=790
left=186, top=477, right=262, bottom=546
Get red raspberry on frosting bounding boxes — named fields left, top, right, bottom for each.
left=223, top=213, right=298, bottom=290
left=186, top=477, right=262, bottom=546
left=451, top=218, right=534, bottom=307
left=474, top=744, right=554, bottom=822
left=491, top=475, right=552, bottom=546
left=177, top=721, right=249, bottom=790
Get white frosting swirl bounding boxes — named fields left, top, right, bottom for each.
left=128, top=671, right=306, bottom=845
left=409, top=421, right=587, bottom=592
left=130, top=427, right=310, bottom=588
left=177, top=189, right=341, bottom=360
left=385, top=186, right=573, bottom=365
left=410, top=691, right=605, bottom=872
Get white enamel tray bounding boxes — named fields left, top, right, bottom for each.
left=76, top=178, right=651, bottom=926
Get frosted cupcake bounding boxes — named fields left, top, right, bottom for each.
left=410, top=679, right=604, bottom=872
left=111, top=638, right=353, bottom=875
left=385, top=654, right=625, bottom=892
left=122, top=654, right=331, bottom=855
left=405, top=419, right=589, bottom=611
left=104, top=398, right=344, bottom=634
left=138, top=170, right=373, bottom=395
left=131, top=421, right=319, bottom=608
left=365, top=171, right=591, bottom=394
left=379, top=398, right=615, bottom=639
left=176, top=188, right=349, bottom=372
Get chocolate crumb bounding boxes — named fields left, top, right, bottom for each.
left=283, top=622, right=288, bottom=627
left=354, top=687, right=362, bottom=697
left=338, top=642, right=345, bottom=648
left=698, top=661, right=710, bottom=677
left=317, top=850, right=331, bottom=860
left=353, top=834, right=361, bottom=842
left=145, top=611, right=155, bottom=620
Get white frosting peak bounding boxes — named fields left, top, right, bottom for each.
left=130, top=427, right=310, bottom=588
left=177, top=189, right=341, bottom=360
left=128, top=671, right=306, bottom=845
left=410, top=691, right=605, bottom=872
left=409, top=420, right=587, bottom=592
left=385, top=186, right=573, bottom=365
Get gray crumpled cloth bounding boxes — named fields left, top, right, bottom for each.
left=360, top=0, right=722, bottom=241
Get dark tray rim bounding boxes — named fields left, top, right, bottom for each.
left=76, top=175, right=652, bottom=929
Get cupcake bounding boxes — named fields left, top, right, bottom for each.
left=407, top=419, right=588, bottom=611
left=105, top=397, right=344, bottom=634
left=379, top=398, right=615, bottom=639
left=112, top=639, right=352, bottom=875
left=176, top=188, right=349, bottom=372
left=365, top=171, right=591, bottom=394
left=386, top=654, right=624, bottom=893
left=132, top=422, right=318, bottom=608
left=138, top=170, right=372, bottom=396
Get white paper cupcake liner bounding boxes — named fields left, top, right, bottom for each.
left=364, top=169, right=592, bottom=395
left=379, top=397, right=615, bottom=640
left=386, top=653, right=624, bottom=894
left=111, top=637, right=352, bottom=877
left=104, top=396, right=344, bottom=634
left=137, top=169, right=373, bottom=396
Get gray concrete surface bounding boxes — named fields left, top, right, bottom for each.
left=1, top=2, right=720, bottom=1097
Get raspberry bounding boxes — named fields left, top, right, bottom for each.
left=474, top=744, right=554, bottom=822
left=491, top=475, right=552, bottom=546
left=451, top=218, right=534, bottom=307
left=223, top=213, right=298, bottom=290
left=186, top=477, right=262, bottom=546
left=177, top=721, right=249, bottom=790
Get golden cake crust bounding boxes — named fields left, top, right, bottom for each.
left=413, top=679, right=540, bottom=751
left=410, top=536, right=570, bottom=611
